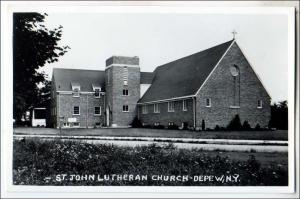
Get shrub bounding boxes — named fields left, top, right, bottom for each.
left=201, top=119, right=205, bottom=131
left=153, top=124, right=165, bottom=129
left=242, top=121, right=252, bottom=130
left=168, top=124, right=179, bottom=130
left=226, top=114, right=242, bottom=130
left=142, top=124, right=151, bottom=128
left=214, top=125, right=220, bottom=131
left=130, top=116, right=142, bottom=128
left=255, top=123, right=261, bottom=130
left=220, top=127, right=226, bottom=131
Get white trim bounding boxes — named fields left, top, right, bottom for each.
left=71, top=85, right=81, bottom=91
left=94, top=106, right=101, bottom=115
left=57, top=91, right=105, bottom=95
left=194, top=40, right=235, bottom=96
left=142, top=105, right=148, bottom=114
left=105, top=63, right=139, bottom=70
left=257, top=100, right=263, bottom=109
left=153, top=103, right=160, bottom=113
left=230, top=106, right=240, bottom=109
left=92, top=85, right=101, bottom=91
left=182, top=100, right=187, bottom=111
left=205, top=98, right=211, bottom=107
left=168, top=101, right=175, bottom=112
left=138, top=95, right=194, bottom=105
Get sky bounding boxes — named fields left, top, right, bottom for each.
left=42, top=12, right=288, bottom=103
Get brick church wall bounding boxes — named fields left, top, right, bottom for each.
left=138, top=99, right=194, bottom=127
left=55, top=93, right=105, bottom=128
left=196, top=42, right=271, bottom=129
left=105, top=56, right=141, bottom=127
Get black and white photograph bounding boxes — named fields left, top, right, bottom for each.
left=1, top=1, right=299, bottom=198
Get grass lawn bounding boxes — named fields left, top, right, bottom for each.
left=13, top=138, right=288, bottom=186
left=14, top=127, right=288, bottom=141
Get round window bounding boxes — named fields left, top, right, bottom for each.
left=230, top=65, right=239, bottom=76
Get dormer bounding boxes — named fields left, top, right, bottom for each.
left=71, top=82, right=80, bottom=97
left=92, top=84, right=101, bottom=98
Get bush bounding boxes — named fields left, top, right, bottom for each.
left=214, top=125, right=220, bottom=131
left=226, top=114, right=242, bottom=130
left=201, top=119, right=205, bottom=131
left=130, top=116, right=142, bottom=128
left=242, top=121, right=252, bottom=130
left=255, top=123, right=261, bottom=130
left=142, top=124, right=151, bottom=128
left=153, top=124, right=165, bottom=129
left=167, top=124, right=179, bottom=130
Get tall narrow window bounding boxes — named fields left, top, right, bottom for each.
left=123, top=105, right=129, bottom=112
left=257, top=100, right=263, bottom=108
left=168, top=101, right=175, bottom=112
left=230, top=64, right=240, bottom=107
left=122, top=89, right=129, bottom=96
left=182, top=100, right=187, bottom=111
left=154, top=104, right=160, bottom=113
left=142, top=105, right=148, bottom=114
left=123, top=66, right=128, bottom=85
left=206, top=98, right=211, bottom=107
left=73, top=106, right=80, bottom=115
left=94, top=106, right=101, bottom=115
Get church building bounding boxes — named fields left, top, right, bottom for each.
left=50, top=39, right=271, bottom=129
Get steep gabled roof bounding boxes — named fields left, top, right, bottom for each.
left=138, top=40, right=234, bottom=103
left=52, top=68, right=154, bottom=92
left=53, top=68, right=106, bottom=92
left=140, top=72, right=154, bottom=84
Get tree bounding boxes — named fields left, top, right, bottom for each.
left=226, top=114, right=242, bottom=130
left=269, top=100, right=288, bottom=130
left=13, top=13, right=69, bottom=122
left=242, top=120, right=251, bottom=130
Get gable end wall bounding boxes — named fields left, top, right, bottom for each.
left=196, top=42, right=271, bottom=129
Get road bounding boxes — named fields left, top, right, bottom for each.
left=14, top=134, right=288, bottom=153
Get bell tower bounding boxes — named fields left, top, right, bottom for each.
left=105, top=56, right=140, bottom=127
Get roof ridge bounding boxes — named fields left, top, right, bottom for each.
left=53, top=68, right=104, bottom=72
left=155, top=39, right=234, bottom=70
left=139, top=39, right=235, bottom=103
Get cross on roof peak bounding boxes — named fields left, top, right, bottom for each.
left=231, top=30, right=237, bottom=39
